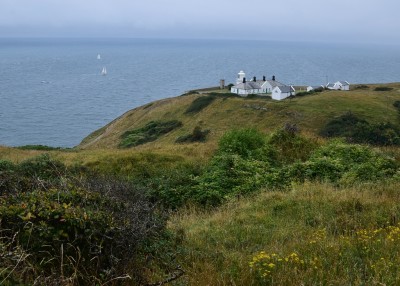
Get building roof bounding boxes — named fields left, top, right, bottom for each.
left=259, top=80, right=285, bottom=88
left=275, top=85, right=295, bottom=93
left=326, top=83, right=335, bottom=87
left=233, top=81, right=262, bottom=90
left=337, top=81, right=350, bottom=85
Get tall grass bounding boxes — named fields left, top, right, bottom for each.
left=168, top=182, right=400, bottom=285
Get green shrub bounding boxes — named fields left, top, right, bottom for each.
left=0, top=155, right=68, bottom=195
left=17, top=153, right=66, bottom=180
left=354, top=84, right=369, bottom=89
left=319, top=112, right=367, bottom=138
left=0, top=175, right=169, bottom=285
left=218, top=128, right=270, bottom=160
left=175, top=126, right=210, bottom=143
left=374, top=86, right=393, bottom=91
left=286, top=141, right=397, bottom=185
left=119, top=120, right=183, bottom=148
left=185, top=95, right=216, bottom=114
left=188, top=154, right=272, bottom=206
left=267, top=127, right=318, bottom=164
left=16, top=145, right=66, bottom=151
left=295, top=91, right=314, bottom=97
left=320, top=112, right=400, bottom=146
left=226, top=83, right=234, bottom=90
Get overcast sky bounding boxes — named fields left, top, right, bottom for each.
left=1, top=0, right=399, bottom=44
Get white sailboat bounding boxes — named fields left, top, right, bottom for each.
left=97, top=54, right=101, bottom=60
left=101, top=67, right=107, bottom=76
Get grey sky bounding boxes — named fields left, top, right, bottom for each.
left=1, top=0, right=399, bottom=43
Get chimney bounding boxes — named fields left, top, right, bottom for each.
left=263, top=75, right=266, bottom=81
left=243, top=77, right=246, bottom=83
left=253, top=76, right=256, bottom=82
left=272, top=75, right=276, bottom=81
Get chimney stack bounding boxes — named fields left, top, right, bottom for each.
left=272, top=75, right=276, bottom=81
left=243, top=77, right=246, bottom=83
left=263, top=75, right=266, bottom=81
left=253, top=76, right=256, bottom=82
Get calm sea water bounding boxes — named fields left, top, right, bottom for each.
left=1, top=38, right=399, bottom=147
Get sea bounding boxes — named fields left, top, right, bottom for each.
left=1, top=38, right=400, bottom=148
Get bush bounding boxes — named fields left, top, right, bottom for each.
left=183, top=129, right=398, bottom=207
left=188, top=154, right=272, bottom=206
left=175, top=126, right=210, bottom=143
left=320, top=112, right=400, bottom=146
left=354, top=84, right=369, bottom=89
left=119, top=120, right=183, bottom=148
left=0, top=155, right=68, bottom=196
left=286, top=141, right=397, bottom=185
left=218, top=128, right=270, bottom=160
left=320, top=112, right=367, bottom=138
left=226, top=83, right=234, bottom=90
left=185, top=95, right=217, bottom=114
left=16, top=145, right=66, bottom=151
left=267, top=126, right=318, bottom=164
left=374, top=86, right=393, bottom=91
left=0, top=172, right=170, bottom=285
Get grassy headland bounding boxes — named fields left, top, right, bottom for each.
left=2, top=83, right=400, bottom=285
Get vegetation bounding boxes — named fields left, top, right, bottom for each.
left=375, top=86, right=393, bottom=91
left=78, top=83, right=400, bottom=149
left=175, top=126, right=210, bottom=143
left=3, top=83, right=400, bottom=284
left=320, top=112, right=400, bottom=145
left=296, top=88, right=324, bottom=97
left=184, top=94, right=217, bottom=114
left=119, top=120, right=183, bottom=148
left=0, top=155, right=172, bottom=285
left=169, top=182, right=400, bottom=285
left=16, top=144, right=69, bottom=151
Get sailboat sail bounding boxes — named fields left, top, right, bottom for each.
left=97, top=54, right=101, bottom=60
left=101, top=67, right=107, bottom=76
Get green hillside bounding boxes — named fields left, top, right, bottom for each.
left=3, top=83, right=400, bottom=285
left=79, top=83, right=400, bottom=150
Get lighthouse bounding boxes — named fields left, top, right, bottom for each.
left=236, top=70, right=246, bottom=85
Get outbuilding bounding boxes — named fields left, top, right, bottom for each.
left=307, top=85, right=325, bottom=92
left=326, top=81, right=350, bottom=91
left=272, top=85, right=296, bottom=100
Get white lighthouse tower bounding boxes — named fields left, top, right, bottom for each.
left=236, top=70, right=246, bottom=84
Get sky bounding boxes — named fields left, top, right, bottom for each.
left=1, top=0, right=399, bottom=44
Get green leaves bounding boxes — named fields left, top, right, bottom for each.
left=119, top=120, right=183, bottom=148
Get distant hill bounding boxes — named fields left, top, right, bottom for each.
left=78, top=83, right=400, bottom=150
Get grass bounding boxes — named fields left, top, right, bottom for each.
left=184, top=94, right=217, bottom=114
left=168, top=182, right=400, bottom=285
left=2, top=83, right=400, bottom=285
left=78, top=83, right=400, bottom=150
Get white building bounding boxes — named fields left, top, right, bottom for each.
left=307, top=85, right=325, bottom=92
left=258, top=75, right=285, bottom=93
left=272, top=85, right=296, bottom=100
left=231, top=79, right=262, bottom=96
left=231, top=71, right=287, bottom=97
left=326, top=81, right=350, bottom=91
left=236, top=70, right=246, bottom=84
